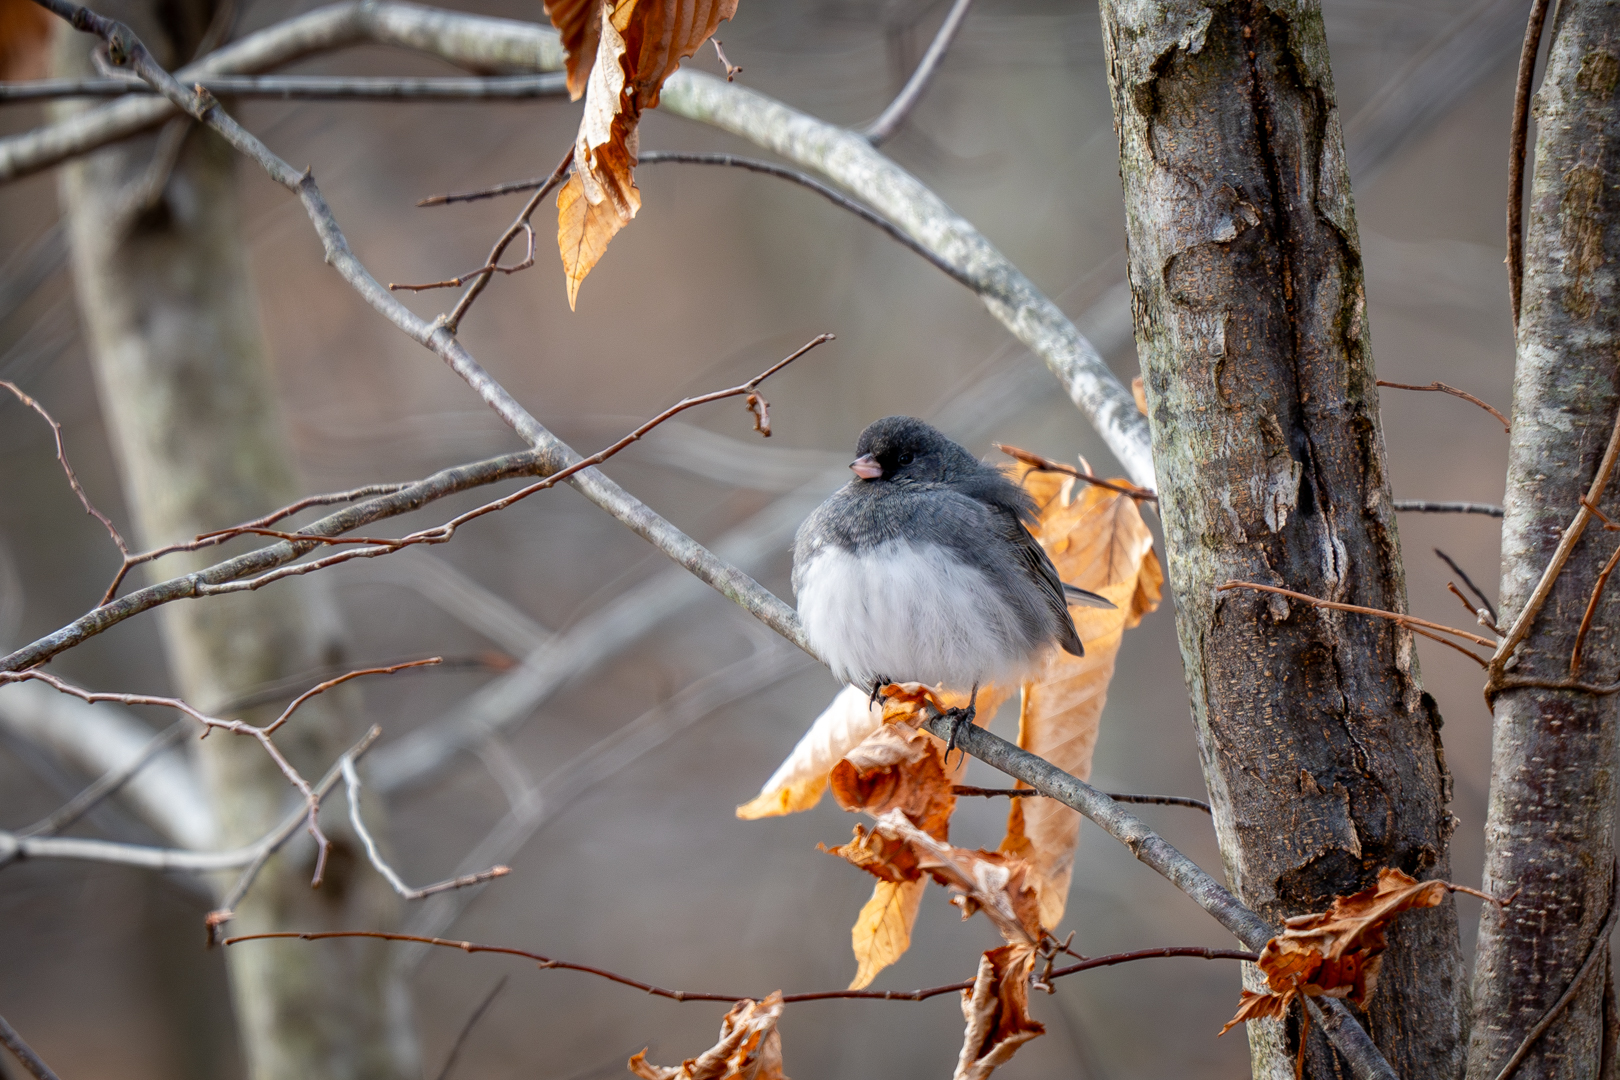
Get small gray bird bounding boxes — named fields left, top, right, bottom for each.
left=792, top=416, right=1113, bottom=732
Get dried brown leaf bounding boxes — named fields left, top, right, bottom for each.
left=1000, top=471, right=1162, bottom=927
left=551, top=0, right=738, bottom=305
left=629, top=992, right=787, bottom=1080
left=954, top=944, right=1045, bottom=1080
left=1217, top=989, right=1292, bottom=1037
left=1130, top=375, right=1148, bottom=416
left=1221, top=868, right=1456, bottom=1036
left=847, top=879, right=925, bottom=990
left=830, top=723, right=956, bottom=840
left=872, top=810, right=1043, bottom=947
left=0, top=0, right=54, bottom=81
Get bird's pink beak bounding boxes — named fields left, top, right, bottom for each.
left=850, top=454, right=883, bottom=480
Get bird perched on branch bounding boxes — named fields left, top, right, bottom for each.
left=792, top=416, right=1113, bottom=747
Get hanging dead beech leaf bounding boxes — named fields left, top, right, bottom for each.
left=999, top=469, right=1162, bottom=928
left=629, top=992, right=787, bottom=1080
left=1219, top=867, right=1456, bottom=1037
left=546, top=0, right=739, bottom=307
left=737, top=682, right=1007, bottom=820
left=955, top=944, right=1044, bottom=1080
left=0, top=0, right=54, bottom=81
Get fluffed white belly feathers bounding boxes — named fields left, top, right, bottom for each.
left=794, top=540, right=1036, bottom=690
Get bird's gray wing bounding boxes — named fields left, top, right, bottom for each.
left=993, top=507, right=1086, bottom=657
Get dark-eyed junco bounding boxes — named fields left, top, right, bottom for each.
left=792, top=416, right=1113, bottom=740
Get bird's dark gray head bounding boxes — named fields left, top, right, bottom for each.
left=849, top=416, right=982, bottom=484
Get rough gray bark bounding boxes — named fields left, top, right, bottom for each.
left=50, top=5, right=416, bottom=1078
left=1469, top=3, right=1620, bottom=1077
left=1098, top=2, right=1464, bottom=1076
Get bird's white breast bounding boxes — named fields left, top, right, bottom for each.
left=795, top=540, right=1034, bottom=691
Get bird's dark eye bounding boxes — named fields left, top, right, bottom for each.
left=897, top=452, right=914, bottom=467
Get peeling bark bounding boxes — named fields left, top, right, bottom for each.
left=1468, top=3, right=1620, bottom=1077
left=1098, top=2, right=1464, bottom=1076
left=51, top=4, right=416, bottom=1078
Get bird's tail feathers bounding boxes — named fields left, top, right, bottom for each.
left=1063, top=583, right=1118, bottom=610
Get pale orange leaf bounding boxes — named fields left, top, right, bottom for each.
left=1000, top=470, right=1162, bottom=927
left=847, top=879, right=925, bottom=990
left=954, top=944, right=1045, bottom=1080
left=736, top=686, right=881, bottom=819
left=0, top=0, right=54, bottom=81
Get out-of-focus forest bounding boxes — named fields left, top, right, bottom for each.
left=0, top=1, right=1533, bottom=1077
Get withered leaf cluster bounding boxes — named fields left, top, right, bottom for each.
left=541, top=0, right=738, bottom=307
left=630, top=992, right=787, bottom=1080
left=738, top=467, right=1162, bottom=1078
left=1220, top=867, right=1456, bottom=1036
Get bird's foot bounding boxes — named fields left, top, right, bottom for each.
left=943, top=683, right=980, bottom=767
left=868, top=676, right=893, bottom=710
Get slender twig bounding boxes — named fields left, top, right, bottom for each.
left=863, top=0, right=974, bottom=145
left=1393, top=500, right=1505, bottom=517
left=16, top=718, right=189, bottom=838
left=1, top=380, right=128, bottom=559
left=99, top=482, right=407, bottom=605
left=1491, top=403, right=1620, bottom=678
left=1571, top=539, right=1620, bottom=674
left=0, top=72, right=567, bottom=101
left=341, top=756, right=509, bottom=899
left=1448, top=582, right=1501, bottom=636
left=1490, top=864, right=1620, bottom=1080
left=265, top=658, right=440, bottom=734
left=434, top=976, right=509, bottom=1080
left=390, top=224, right=534, bottom=292
left=993, top=443, right=1158, bottom=500
left=1217, top=581, right=1498, bottom=647
left=226, top=929, right=1255, bottom=1004
left=168, top=336, right=831, bottom=595
left=1437, top=547, right=1500, bottom=625
left=1495, top=676, right=1620, bottom=695
left=443, top=149, right=570, bottom=332
left=1377, top=379, right=1511, bottom=432
left=951, top=786, right=1211, bottom=813
left=0, top=1015, right=62, bottom=1080
left=1508, top=0, right=1554, bottom=327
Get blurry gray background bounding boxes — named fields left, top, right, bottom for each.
left=0, top=0, right=1528, bottom=1076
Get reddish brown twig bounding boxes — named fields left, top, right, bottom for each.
left=0, top=660, right=437, bottom=887
left=444, top=148, right=572, bottom=332
left=1218, top=581, right=1497, bottom=648
left=1437, top=548, right=1500, bottom=627
left=1448, top=582, right=1500, bottom=635
left=389, top=223, right=535, bottom=292
left=712, top=39, right=742, bottom=81
left=1571, top=541, right=1620, bottom=675
left=222, top=929, right=1255, bottom=1003
left=185, top=335, right=833, bottom=595
left=1508, top=0, right=1554, bottom=327
left=993, top=443, right=1158, bottom=501
left=265, top=657, right=440, bottom=734
left=98, top=482, right=407, bottom=605
left=1376, top=380, right=1511, bottom=433
left=2, top=380, right=129, bottom=560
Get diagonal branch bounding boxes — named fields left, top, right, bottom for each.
left=861, top=0, right=974, bottom=145
left=0, top=72, right=567, bottom=101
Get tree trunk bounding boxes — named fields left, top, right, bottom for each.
left=1098, top=2, right=1465, bottom=1076
left=1469, top=3, right=1620, bottom=1076
left=51, top=6, right=416, bottom=1078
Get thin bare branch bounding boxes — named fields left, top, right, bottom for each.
left=0, top=72, right=566, bottom=101
left=1571, top=540, right=1620, bottom=674
left=710, top=39, right=741, bottom=81
left=341, top=756, right=509, bottom=900
left=16, top=718, right=188, bottom=838
left=1217, top=581, right=1499, bottom=647
left=1, top=380, right=128, bottom=559
left=264, top=658, right=441, bottom=735
left=1377, top=378, right=1511, bottom=432
left=1508, top=0, right=1554, bottom=326
left=1393, top=500, right=1505, bottom=517
left=1437, top=547, right=1500, bottom=625
left=444, top=150, right=569, bottom=331
left=389, top=224, right=534, bottom=292
left=1492, top=401, right=1620, bottom=676
left=434, top=976, right=508, bottom=1080
left=0, top=1015, right=62, bottom=1080
left=951, top=786, right=1212, bottom=813
left=992, top=442, right=1157, bottom=500
left=862, top=0, right=973, bottom=145
left=228, top=929, right=1255, bottom=1004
